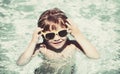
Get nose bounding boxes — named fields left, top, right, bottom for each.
left=54, top=34, right=60, bottom=41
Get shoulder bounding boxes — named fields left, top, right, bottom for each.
left=33, top=43, right=46, bottom=54
left=66, top=40, right=78, bottom=48
left=68, top=40, right=84, bottom=53
left=67, top=40, right=79, bottom=46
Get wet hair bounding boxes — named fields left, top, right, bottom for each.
left=37, top=8, right=68, bottom=32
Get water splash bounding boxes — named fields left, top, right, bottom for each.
left=0, top=0, right=120, bottom=74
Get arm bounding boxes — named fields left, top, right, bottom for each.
left=66, top=19, right=100, bottom=59
left=17, top=28, right=42, bottom=66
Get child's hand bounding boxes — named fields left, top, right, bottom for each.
left=32, top=27, right=43, bottom=42
left=66, top=19, right=81, bottom=37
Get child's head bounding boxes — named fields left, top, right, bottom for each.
left=37, top=8, right=69, bottom=49
left=38, top=8, right=68, bottom=31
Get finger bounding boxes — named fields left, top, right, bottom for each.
left=66, top=19, right=72, bottom=24
left=36, top=27, right=43, bottom=32
left=66, top=22, right=72, bottom=29
left=65, top=23, right=72, bottom=33
left=38, top=31, right=41, bottom=34
left=34, top=27, right=43, bottom=35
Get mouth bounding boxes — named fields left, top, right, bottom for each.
left=53, top=41, right=63, bottom=44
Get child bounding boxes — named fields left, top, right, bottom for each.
left=17, top=8, right=99, bottom=74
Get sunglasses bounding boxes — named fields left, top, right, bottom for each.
left=42, top=30, right=68, bottom=40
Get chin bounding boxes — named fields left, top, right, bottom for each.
left=53, top=46, right=63, bottom=49
left=51, top=43, right=64, bottom=49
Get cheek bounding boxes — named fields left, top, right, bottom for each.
left=47, top=37, right=67, bottom=43
left=47, top=39, right=55, bottom=44
left=61, top=36, right=67, bottom=40
left=47, top=40, right=52, bottom=43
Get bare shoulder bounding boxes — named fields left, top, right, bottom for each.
left=68, top=40, right=84, bottom=53
left=68, top=40, right=80, bottom=47
left=32, top=43, right=46, bottom=56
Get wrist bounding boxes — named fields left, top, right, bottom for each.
left=71, top=31, right=84, bottom=39
left=71, top=30, right=81, bottom=37
left=31, top=37, right=38, bottom=43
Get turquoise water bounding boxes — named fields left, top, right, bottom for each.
left=0, top=0, right=120, bottom=74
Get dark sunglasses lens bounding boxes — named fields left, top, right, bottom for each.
left=59, top=30, right=67, bottom=37
left=45, top=33, right=55, bottom=40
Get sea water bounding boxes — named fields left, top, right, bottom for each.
left=0, top=0, right=120, bottom=74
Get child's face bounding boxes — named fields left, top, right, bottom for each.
left=43, top=26, right=68, bottom=49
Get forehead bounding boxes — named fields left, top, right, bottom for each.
left=42, top=20, right=67, bottom=32
left=43, top=24, right=67, bottom=33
